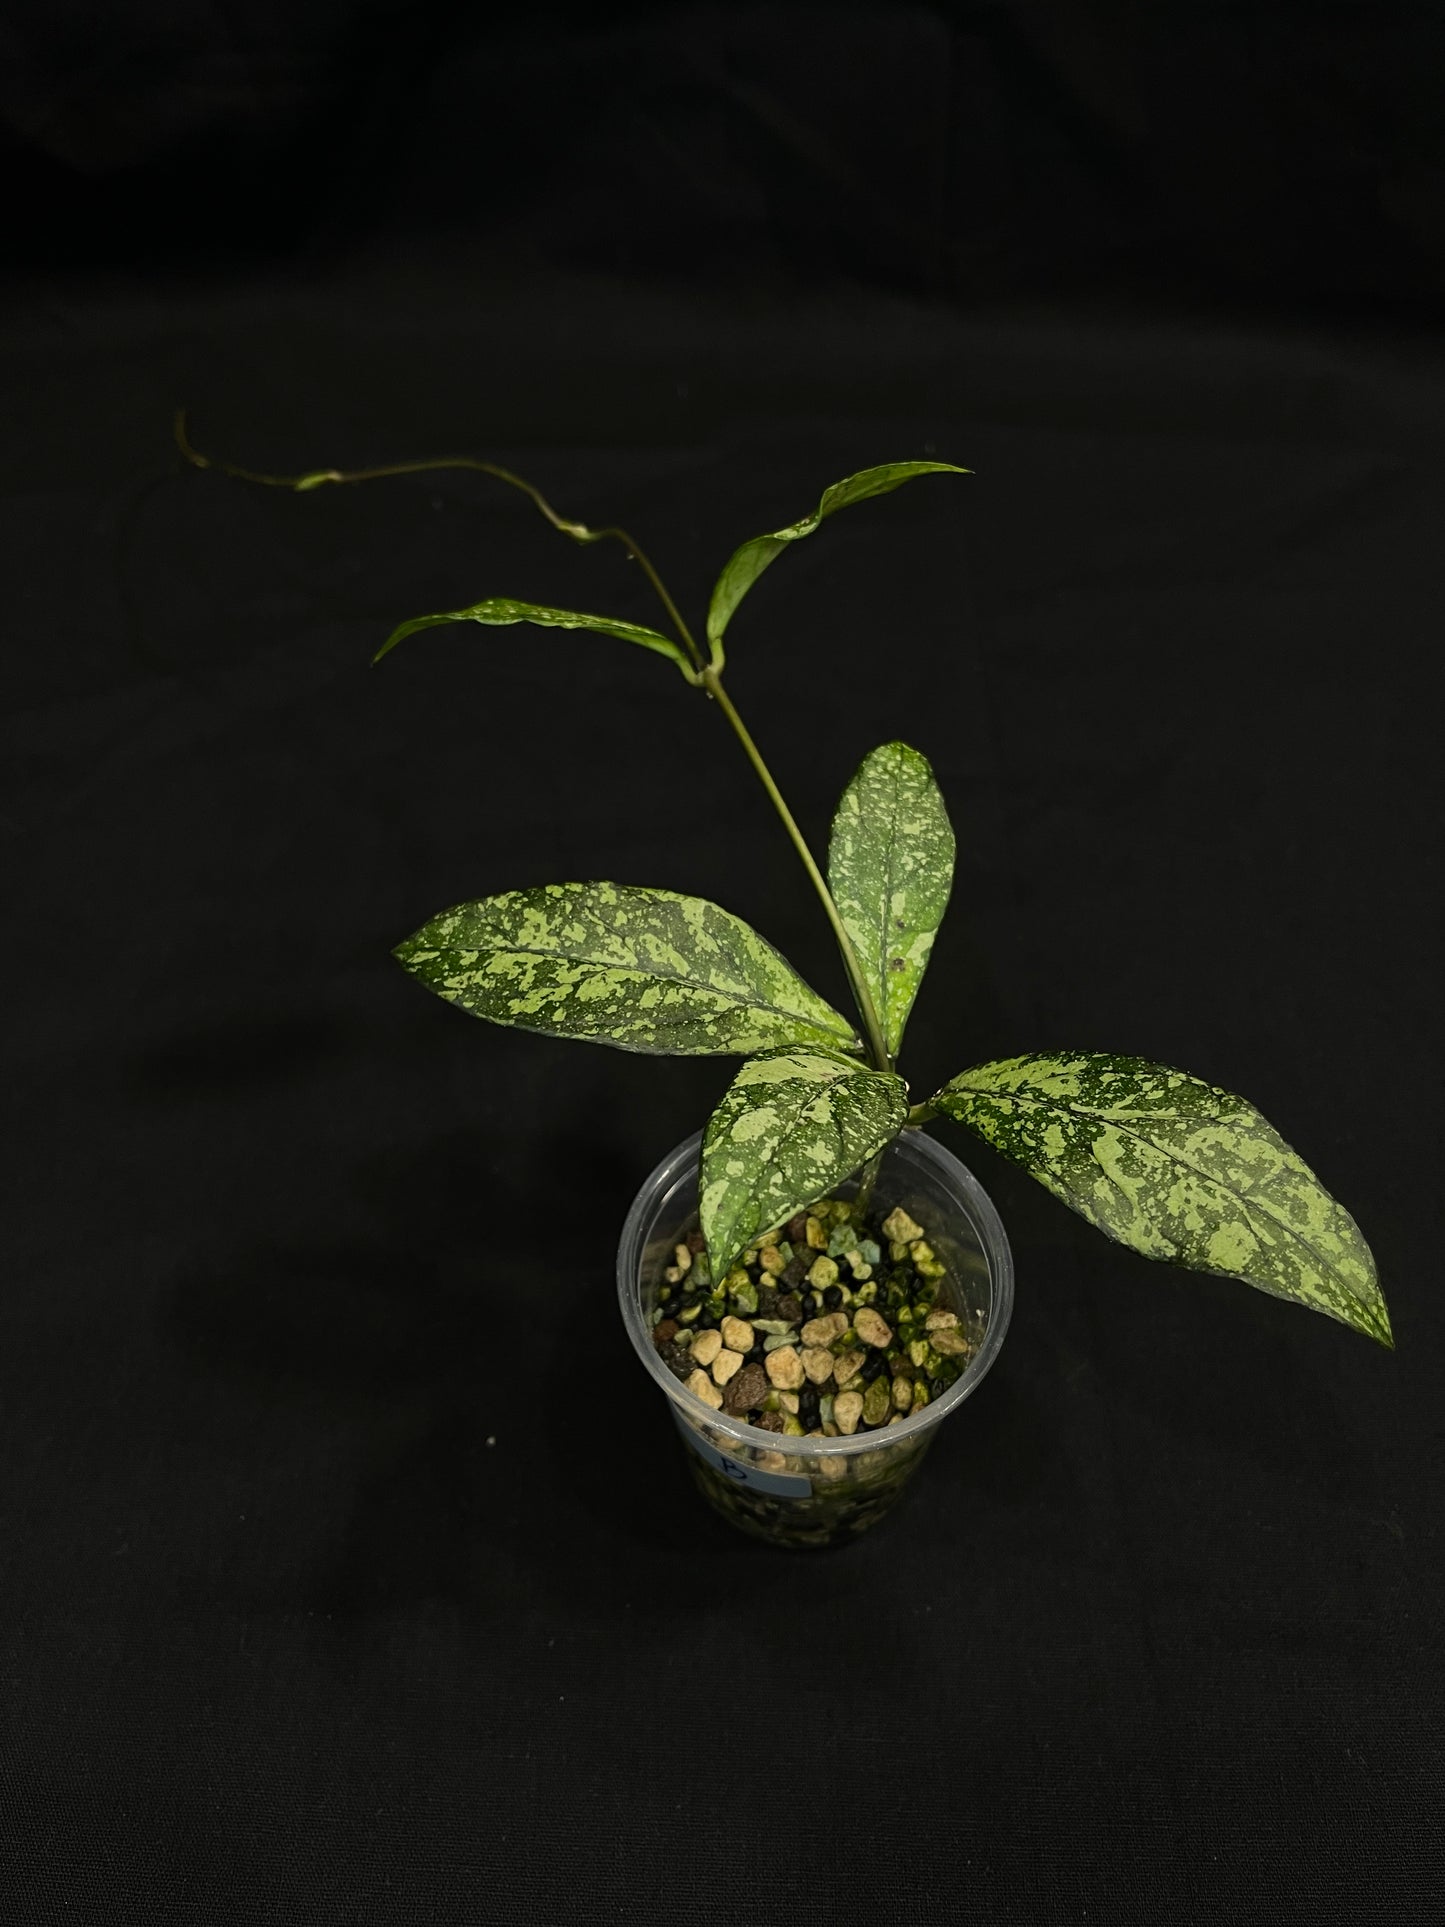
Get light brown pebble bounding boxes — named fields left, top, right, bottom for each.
left=806, top=1255, right=839, bottom=1290
left=759, top=1245, right=786, bottom=1276
left=721, top=1315, right=755, bottom=1353
left=691, top=1328, right=723, bottom=1367
left=931, top=1326, right=971, bottom=1356
left=757, top=1450, right=789, bottom=1473
left=686, top=1368, right=724, bottom=1411
left=673, top=1243, right=693, bottom=1273
left=853, top=1306, right=893, bottom=1348
left=834, top=1391, right=864, bottom=1435
left=779, top=1391, right=800, bottom=1415
left=712, top=1347, right=745, bottom=1385
left=925, top=1308, right=960, bottom=1331
left=802, top=1311, right=849, bottom=1347
left=832, top=1347, right=866, bottom=1387
left=801, top=1346, right=835, bottom=1384
left=882, top=1207, right=924, bottom=1244
left=765, top=1344, right=804, bottom=1390
left=892, top=1374, right=914, bottom=1411
left=815, top=1453, right=848, bottom=1482
left=805, top=1215, right=828, bottom=1248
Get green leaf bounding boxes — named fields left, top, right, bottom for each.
left=829, top=740, right=954, bottom=1058
left=704, top=460, right=969, bottom=668
left=373, top=596, right=696, bottom=680
left=394, top=882, right=860, bottom=1057
left=701, top=1048, right=910, bottom=1273
left=932, top=1053, right=1390, bottom=1345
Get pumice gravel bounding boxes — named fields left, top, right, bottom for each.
left=652, top=1199, right=970, bottom=1436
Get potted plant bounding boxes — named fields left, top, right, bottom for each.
left=180, top=422, right=1391, bottom=1548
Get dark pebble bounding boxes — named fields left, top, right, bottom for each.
left=930, top=1377, right=946, bottom=1398
left=805, top=1292, right=823, bottom=1316
left=663, top=1344, right=696, bottom=1382
left=775, top=1293, right=803, bottom=1326
left=757, top=1285, right=781, bottom=1319
left=653, top=1319, right=679, bottom=1348
left=686, top=1230, right=707, bottom=1254
left=753, top=1409, right=785, bottom=1434
left=746, top=1340, right=766, bottom=1363
left=798, top=1387, right=821, bottom=1428
left=823, top=1284, right=843, bottom=1309
left=723, top=1361, right=770, bottom=1415
left=786, top=1213, right=809, bottom=1244
left=861, top=1351, right=886, bottom=1383
left=782, top=1255, right=810, bottom=1287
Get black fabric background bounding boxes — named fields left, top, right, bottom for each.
left=3, top=6, right=1443, bottom=1922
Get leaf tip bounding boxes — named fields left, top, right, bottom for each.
left=372, top=622, right=413, bottom=664
left=1365, top=1301, right=1395, bottom=1350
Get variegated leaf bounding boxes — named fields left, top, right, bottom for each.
left=701, top=1049, right=909, bottom=1273
left=395, top=883, right=859, bottom=1056
left=829, top=740, right=954, bottom=1058
left=373, top=596, right=696, bottom=680
left=932, top=1053, right=1390, bottom=1345
left=705, top=460, right=968, bottom=668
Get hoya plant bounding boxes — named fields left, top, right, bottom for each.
left=180, top=422, right=1390, bottom=1350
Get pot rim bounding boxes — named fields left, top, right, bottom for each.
left=617, top=1126, right=1014, bottom=1460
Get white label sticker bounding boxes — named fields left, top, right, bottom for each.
left=673, top=1407, right=813, bottom=1499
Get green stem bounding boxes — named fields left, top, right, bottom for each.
left=173, top=412, right=708, bottom=674
left=852, top=1145, right=886, bottom=1218
left=701, top=667, right=891, bottom=1074
left=179, top=417, right=890, bottom=1061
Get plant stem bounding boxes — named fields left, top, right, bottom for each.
left=173, top=412, right=708, bottom=675
left=179, top=417, right=894, bottom=1064
left=851, top=1146, right=886, bottom=1219
left=700, top=667, right=891, bottom=1074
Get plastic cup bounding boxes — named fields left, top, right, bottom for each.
left=618, top=1127, right=1014, bottom=1548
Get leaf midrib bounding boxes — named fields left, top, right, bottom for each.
left=872, top=769, right=906, bottom=1042
left=429, top=933, right=856, bottom=1038
left=954, top=1083, right=1352, bottom=1287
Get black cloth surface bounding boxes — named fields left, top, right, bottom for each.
left=4, top=248, right=1443, bottom=1921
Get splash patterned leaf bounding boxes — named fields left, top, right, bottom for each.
left=932, top=1053, right=1389, bottom=1345
left=373, top=596, right=696, bottom=679
left=394, top=883, right=859, bottom=1057
left=705, top=461, right=968, bottom=668
left=701, top=1049, right=910, bottom=1274
left=829, top=740, right=954, bottom=1057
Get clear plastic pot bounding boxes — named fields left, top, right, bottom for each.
left=617, top=1126, right=1014, bottom=1549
